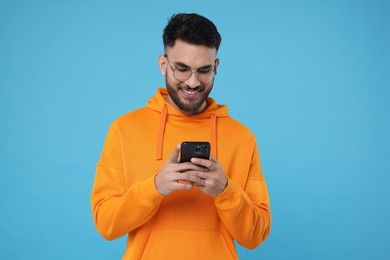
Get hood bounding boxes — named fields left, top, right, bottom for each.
left=146, top=88, right=230, bottom=160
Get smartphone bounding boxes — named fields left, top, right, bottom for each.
left=180, top=142, right=211, bottom=163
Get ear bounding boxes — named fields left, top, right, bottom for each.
left=158, top=54, right=167, bottom=76
left=214, top=58, right=220, bottom=74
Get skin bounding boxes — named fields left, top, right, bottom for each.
left=158, top=39, right=219, bottom=116
left=155, top=144, right=228, bottom=196
left=155, top=40, right=227, bottom=196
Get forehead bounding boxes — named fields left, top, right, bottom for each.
left=166, top=40, right=217, bottom=67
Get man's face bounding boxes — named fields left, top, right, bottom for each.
left=158, top=40, right=219, bottom=116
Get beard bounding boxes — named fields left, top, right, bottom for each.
left=165, top=77, right=213, bottom=115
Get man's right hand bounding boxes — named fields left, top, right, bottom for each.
left=154, top=144, right=209, bottom=196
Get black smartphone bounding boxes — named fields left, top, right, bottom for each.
left=180, top=142, right=211, bottom=163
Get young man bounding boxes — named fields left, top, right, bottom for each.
left=91, top=13, right=271, bottom=260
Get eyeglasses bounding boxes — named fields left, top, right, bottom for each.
left=164, top=54, right=216, bottom=84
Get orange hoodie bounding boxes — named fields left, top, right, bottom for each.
left=91, top=88, right=271, bottom=260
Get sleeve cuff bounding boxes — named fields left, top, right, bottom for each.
left=135, top=174, right=164, bottom=207
left=214, top=178, right=241, bottom=209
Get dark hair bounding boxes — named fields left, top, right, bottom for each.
left=163, top=13, right=222, bottom=51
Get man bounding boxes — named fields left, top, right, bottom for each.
left=91, top=13, right=271, bottom=260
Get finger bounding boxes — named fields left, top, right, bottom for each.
left=176, top=162, right=208, bottom=173
left=192, top=178, right=206, bottom=186
left=169, top=170, right=204, bottom=184
left=183, top=170, right=207, bottom=180
left=190, top=158, right=213, bottom=169
left=167, top=144, right=181, bottom=163
left=179, top=171, right=205, bottom=184
left=170, top=181, right=192, bottom=191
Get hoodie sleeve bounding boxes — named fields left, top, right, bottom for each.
left=214, top=142, right=271, bottom=249
left=91, top=123, right=163, bottom=241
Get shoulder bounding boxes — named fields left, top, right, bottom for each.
left=111, top=107, right=153, bottom=126
left=219, top=117, right=256, bottom=142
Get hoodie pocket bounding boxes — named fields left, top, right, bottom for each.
left=141, top=229, right=236, bottom=260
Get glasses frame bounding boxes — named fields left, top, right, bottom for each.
left=164, top=54, right=217, bottom=84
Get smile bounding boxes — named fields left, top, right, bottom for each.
left=183, top=89, right=200, bottom=95
left=181, top=88, right=202, bottom=98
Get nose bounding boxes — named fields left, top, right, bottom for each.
left=184, top=72, right=201, bottom=89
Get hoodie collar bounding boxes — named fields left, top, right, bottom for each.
left=146, top=88, right=230, bottom=160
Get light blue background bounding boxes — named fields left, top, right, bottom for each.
left=1, top=0, right=389, bottom=259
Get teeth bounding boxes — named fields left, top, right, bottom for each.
left=184, top=90, right=199, bottom=95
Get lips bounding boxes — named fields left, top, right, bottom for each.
left=181, top=88, right=202, bottom=98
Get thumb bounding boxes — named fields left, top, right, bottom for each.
left=209, top=154, right=218, bottom=163
left=167, top=144, right=181, bottom=163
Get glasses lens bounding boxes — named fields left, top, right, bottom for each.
left=167, top=55, right=216, bottom=83
left=174, top=70, right=192, bottom=82
left=174, top=70, right=215, bottom=83
left=198, top=70, right=215, bottom=83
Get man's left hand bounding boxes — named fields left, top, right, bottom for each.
left=187, top=155, right=228, bottom=196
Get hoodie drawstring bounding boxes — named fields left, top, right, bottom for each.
left=210, top=114, right=218, bottom=159
left=156, top=106, right=218, bottom=161
left=156, top=104, right=168, bottom=160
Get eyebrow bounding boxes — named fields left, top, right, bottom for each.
left=174, top=61, right=213, bottom=70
